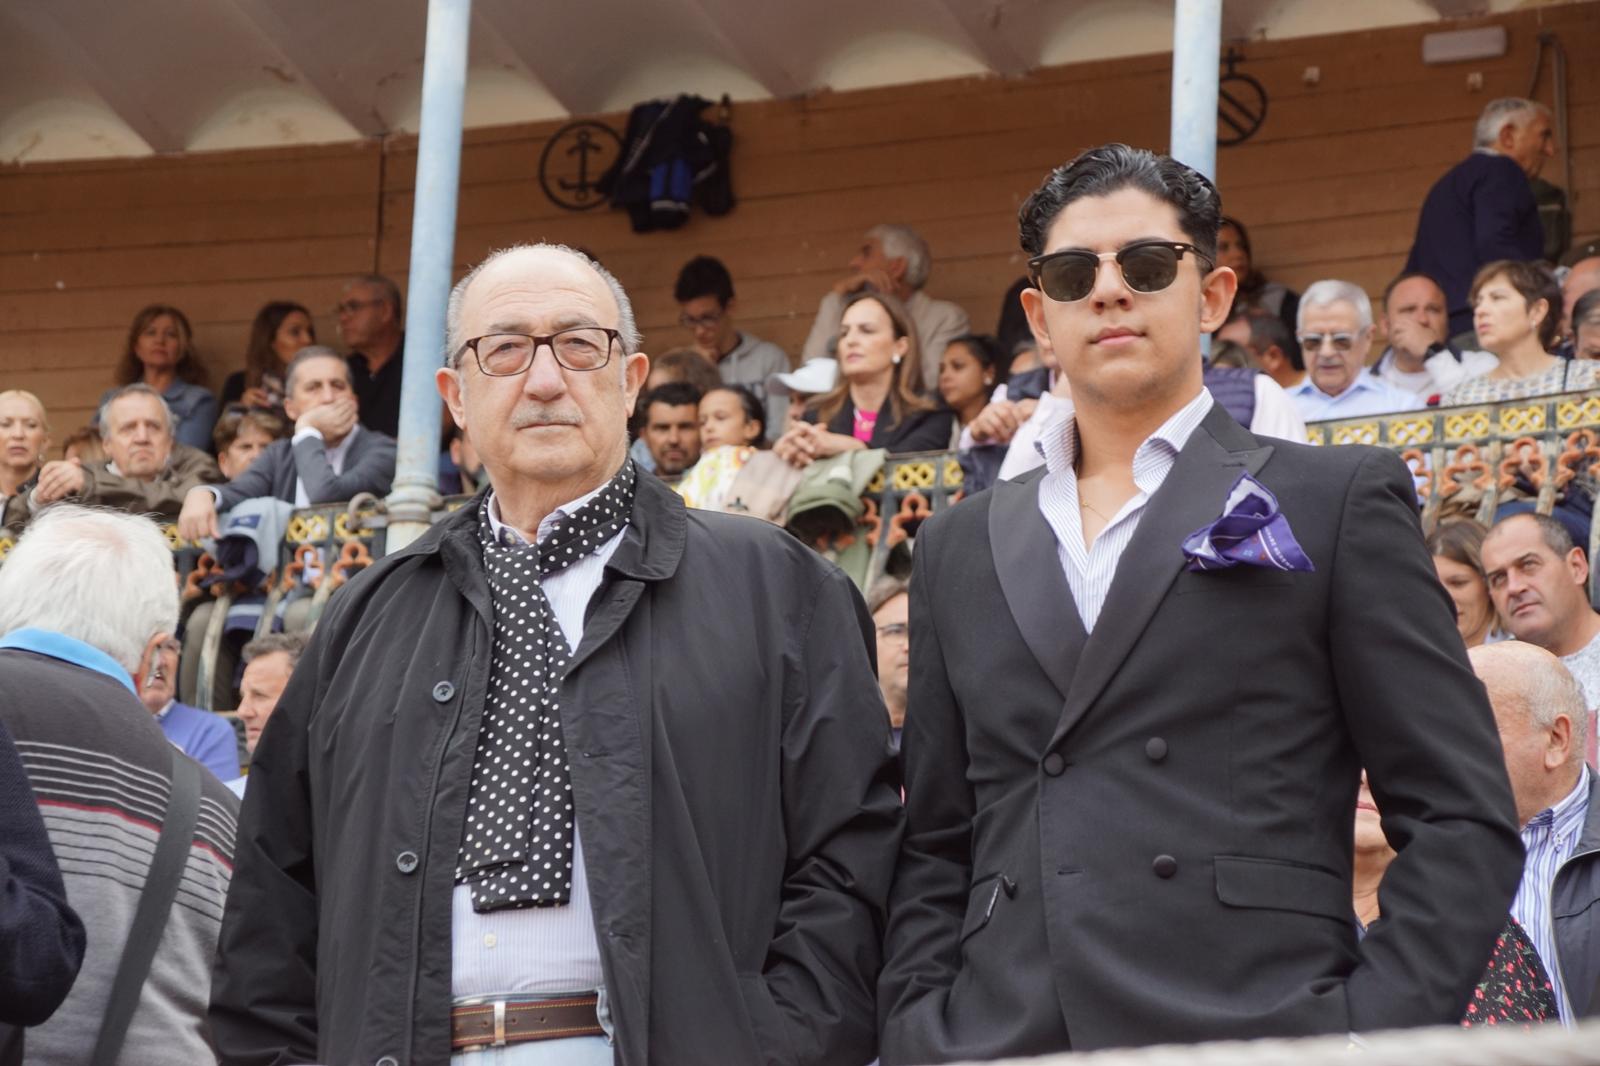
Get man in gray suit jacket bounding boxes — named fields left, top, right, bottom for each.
left=878, top=145, right=1524, bottom=1062
left=178, top=347, right=396, bottom=541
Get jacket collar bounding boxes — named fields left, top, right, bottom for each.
left=0, top=627, right=137, bottom=694
left=1575, top=769, right=1600, bottom=855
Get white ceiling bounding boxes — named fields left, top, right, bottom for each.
left=0, top=0, right=1580, bottom=164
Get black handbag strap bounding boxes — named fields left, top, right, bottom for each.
left=89, top=748, right=202, bottom=1066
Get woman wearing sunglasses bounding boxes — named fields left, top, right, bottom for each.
left=1440, top=260, right=1592, bottom=406
left=773, top=291, right=953, bottom=468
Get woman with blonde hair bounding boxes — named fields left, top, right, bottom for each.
left=775, top=290, right=953, bottom=468
left=0, top=390, right=50, bottom=533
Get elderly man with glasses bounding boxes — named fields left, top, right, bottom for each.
left=211, top=243, right=902, bottom=1066
left=1285, top=279, right=1423, bottom=422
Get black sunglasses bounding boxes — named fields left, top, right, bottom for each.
left=1027, top=240, right=1214, bottom=303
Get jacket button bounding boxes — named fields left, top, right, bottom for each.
left=432, top=680, right=456, bottom=702
left=395, top=850, right=419, bottom=874
left=1042, top=752, right=1066, bottom=777
left=1145, top=737, right=1168, bottom=762
left=1152, top=854, right=1178, bottom=879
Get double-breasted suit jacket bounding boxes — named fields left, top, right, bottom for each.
left=880, top=402, right=1524, bottom=1062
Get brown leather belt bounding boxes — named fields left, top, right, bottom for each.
left=450, top=994, right=603, bottom=1052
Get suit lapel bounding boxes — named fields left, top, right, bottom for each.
left=1048, top=404, right=1273, bottom=749
left=989, top=470, right=1088, bottom=701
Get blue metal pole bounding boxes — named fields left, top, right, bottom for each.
left=385, top=0, right=472, bottom=551
left=1170, top=0, right=1221, bottom=181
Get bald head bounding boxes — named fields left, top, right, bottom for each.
left=1470, top=642, right=1587, bottom=825
left=446, top=244, right=640, bottom=368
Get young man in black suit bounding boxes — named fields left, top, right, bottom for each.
left=879, top=144, right=1524, bottom=1062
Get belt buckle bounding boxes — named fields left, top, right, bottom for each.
left=456, top=998, right=508, bottom=1054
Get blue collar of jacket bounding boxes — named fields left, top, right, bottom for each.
left=0, top=627, right=137, bottom=694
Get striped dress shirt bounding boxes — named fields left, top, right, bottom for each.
left=450, top=484, right=625, bottom=999
left=1510, top=765, right=1591, bottom=1024
left=1037, top=388, right=1214, bottom=632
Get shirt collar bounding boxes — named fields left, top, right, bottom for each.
left=1288, top=376, right=1382, bottom=401
left=324, top=422, right=361, bottom=460
left=1527, top=765, right=1591, bottom=840
left=1038, top=387, right=1214, bottom=482
left=485, top=479, right=613, bottom=547
left=0, top=627, right=137, bottom=694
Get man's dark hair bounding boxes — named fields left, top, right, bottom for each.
left=643, top=382, right=703, bottom=414
left=1382, top=271, right=1446, bottom=309
left=242, top=632, right=310, bottom=672
left=1245, top=310, right=1303, bottom=371
left=1018, top=143, right=1223, bottom=260
left=1574, top=289, right=1600, bottom=337
left=674, top=256, right=735, bottom=306
left=1493, top=511, right=1578, bottom=560
left=349, top=273, right=403, bottom=318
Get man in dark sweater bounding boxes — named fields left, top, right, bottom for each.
left=1405, top=97, right=1555, bottom=337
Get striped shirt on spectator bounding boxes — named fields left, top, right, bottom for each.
left=1510, top=765, right=1591, bottom=1023
left=1037, top=388, right=1214, bottom=633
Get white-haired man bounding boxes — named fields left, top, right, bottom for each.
left=1470, top=642, right=1600, bottom=1022
left=1286, top=280, right=1423, bottom=421
left=800, top=223, right=971, bottom=386
left=31, top=384, right=221, bottom=519
left=1406, top=97, right=1555, bottom=339
left=0, top=505, right=238, bottom=1063
left=211, top=243, right=902, bottom=1066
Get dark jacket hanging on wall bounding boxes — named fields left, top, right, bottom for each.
left=600, top=95, right=734, bottom=232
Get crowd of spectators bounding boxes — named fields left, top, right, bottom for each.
left=1, top=92, right=1599, bottom=1060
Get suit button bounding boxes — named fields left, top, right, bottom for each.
left=432, top=680, right=456, bottom=702
left=1152, top=854, right=1178, bottom=879
left=395, top=850, right=419, bottom=874
left=1145, top=737, right=1168, bottom=762
left=1042, top=753, right=1066, bottom=776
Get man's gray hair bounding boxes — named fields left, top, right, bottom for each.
left=242, top=631, right=310, bottom=671
left=1473, top=642, right=1589, bottom=768
left=285, top=345, right=350, bottom=395
left=444, top=244, right=641, bottom=369
left=866, top=574, right=909, bottom=615
left=347, top=273, right=404, bottom=318
left=1474, top=98, right=1550, bottom=151
left=97, top=383, right=174, bottom=442
left=0, top=505, right=178, bottom=674
left=868, top=224, right=933, bottom=291
left=1298, top=280, right=1374, bottom=332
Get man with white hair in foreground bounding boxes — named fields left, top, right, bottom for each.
left=0, top=505, right=238, bottom=1064
left=1285, top=279, right=1422, bottom=422
left=1470, top=641, right=1600, bottom=1023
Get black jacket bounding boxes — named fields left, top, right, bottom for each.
left=880, top=403, right=1523, bottom=1060
left=1553, top=770, right=1600, bottom=1018
left=210, top=474, right=902, bottom=1065
left=814, top=397, right=954, bottom=455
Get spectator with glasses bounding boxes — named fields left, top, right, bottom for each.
left=335, top=274, right=406, bottom=437
left=1285, top=280, right=1422, bottom=421
left=211, top=242, right=900, bottom=1066
left=1440, top=260, right=1594, bottom=407
left=674, top=255, right=790, bottom=439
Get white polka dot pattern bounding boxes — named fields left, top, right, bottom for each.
left=455, top=461, right=636, bottom=911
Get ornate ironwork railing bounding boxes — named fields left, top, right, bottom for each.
left=1306, top=388, right=1600, bottom=567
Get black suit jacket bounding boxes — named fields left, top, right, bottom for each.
left=879, top=403, right=1524, bottom=1061
left=214, top=427, right=396, bottom=511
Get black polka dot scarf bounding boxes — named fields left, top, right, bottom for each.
left=456, top=460, right=637, bottom=912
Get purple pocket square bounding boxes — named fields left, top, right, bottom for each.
left=1182, top=472, right=1314, bottom=573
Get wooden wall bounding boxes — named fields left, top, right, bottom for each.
left=2, top=3, right=1596, bottom=443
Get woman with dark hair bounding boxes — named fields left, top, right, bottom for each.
left=774, top=291, right=953, bottom=468
left=1217, top=216, right=1299, bottom=333
left=1441, top=260, right=1591, bottom=405
left=95, top=304, right=216, bottom=450
left=937, top=333, right=1004, bottom=445
left=221, top=301, right=315, bottom=410
left=1426, top=519, right=1499, bottom=648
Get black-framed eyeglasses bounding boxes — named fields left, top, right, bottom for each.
left=1027, top=240, right=1214, bottom=303
left=1298, top=332, right=1361, bottom=354
left=679, top=309, right=725, bottom=330
left=456, top=328, right=621, bottom=376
